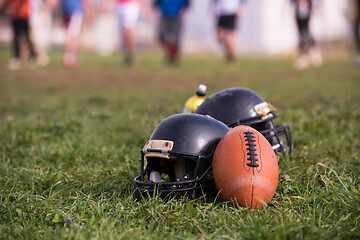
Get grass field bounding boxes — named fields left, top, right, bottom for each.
left=0, top=48, right=359, bottom=239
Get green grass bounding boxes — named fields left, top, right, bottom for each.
left=0, top=49, right=359, bottom=239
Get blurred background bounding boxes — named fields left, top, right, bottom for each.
left=0, top=0, right=355, bottom=57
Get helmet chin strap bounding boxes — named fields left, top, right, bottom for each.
left=148, top=158, right=188, bottom=183
left=272, top=143, right=287, bottom=154
left=150, top=171, right=161, bottom=183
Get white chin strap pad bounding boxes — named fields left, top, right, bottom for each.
left=150, top=171, right=161, bottom=183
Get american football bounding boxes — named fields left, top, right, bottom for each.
left=213, top=125, right=279, bottom=209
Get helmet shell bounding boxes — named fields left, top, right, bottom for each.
left=195, top=87, right=266, bottom=127
left=150, top=113, right=229, bottom=158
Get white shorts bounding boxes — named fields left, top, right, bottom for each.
left=116, top=1, right=141, bottom=29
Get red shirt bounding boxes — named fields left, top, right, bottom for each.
left=11, top=0, right=30, bottom=19
left=118, top=0, right=141, bottom=3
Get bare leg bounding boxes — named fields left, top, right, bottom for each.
left=123, top=26, right=135, bottom=65
left=63, top=13, right=83, bottom=67
left=63, top=33, right=79, bottom=67
left=216, top=27, right=224, bottom=45
left=224, top=30, right=236, bottom=63
left=218, top=28, right=236, bottom=64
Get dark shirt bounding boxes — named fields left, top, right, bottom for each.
left=153, top=0, right=189, bottom=17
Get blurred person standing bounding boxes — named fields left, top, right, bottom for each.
left=102, top=0, right=143, bottom=66
left=354, top=0, right=360, bottom=66
left=116, top=0, right=142, bottom=65
left=291, top=0, right=323, bottom=70
left=0, top=0, right=38, bottom=70
left=47, top=0, right=93, bottom=67
left=212, top=0, right=247, bottom=66
left=153, top=0, right=190, bottom=65
left=30, top=0, right=51, bottom=67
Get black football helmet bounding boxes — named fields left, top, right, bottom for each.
left=195, top=87, right=293, bottom=154
left=134, top=113, right=229, bottom=198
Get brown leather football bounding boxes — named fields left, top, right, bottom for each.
left=213, top=125, right=279, bottom=209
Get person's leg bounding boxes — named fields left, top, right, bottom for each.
left=294, top=17, right=310, bottom=70
left=158, top=16, right=167, bottom=46
left=22, top=19, right=37, bottom=61
left=63, top=12, right=83, bottom=67
left=9, top=19, right=22, bottom=69
left=122, top=26, right=135, bottom=64
left=216, top=15, right=226, bottom=57
left=300, top=13, right=316, bottom=50
left=118, top=2, right=140, bottom=65
left=304, top=15, right=322, bottom=67
left=12, top=20, right=22, bottom=59
left=354, top=14, right=360, bottom=65
left=297, top=18, right=308, bottom=54
left=158, top=17, right=172, bottom=62
left=356, top=17, right=360, bottom=53
left=216, top=24, right=224, bottom=43
left=165, top=17, right=181, bottom=64
left=29, top=5, right=50, bottom=66
left=217, top=15, right=237, bottom=64
left=224, top=30, right=236, bottom=63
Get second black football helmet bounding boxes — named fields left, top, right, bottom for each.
left=195, top=87, right=293, bottom=154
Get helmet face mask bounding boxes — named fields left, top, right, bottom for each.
left=134, top=113, right=229, bottom=199
left=251, top=120, right=293, bottom=154
left=195, top=87, right=293, bottom=155
left=134, top=153, right=213, bottom=197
